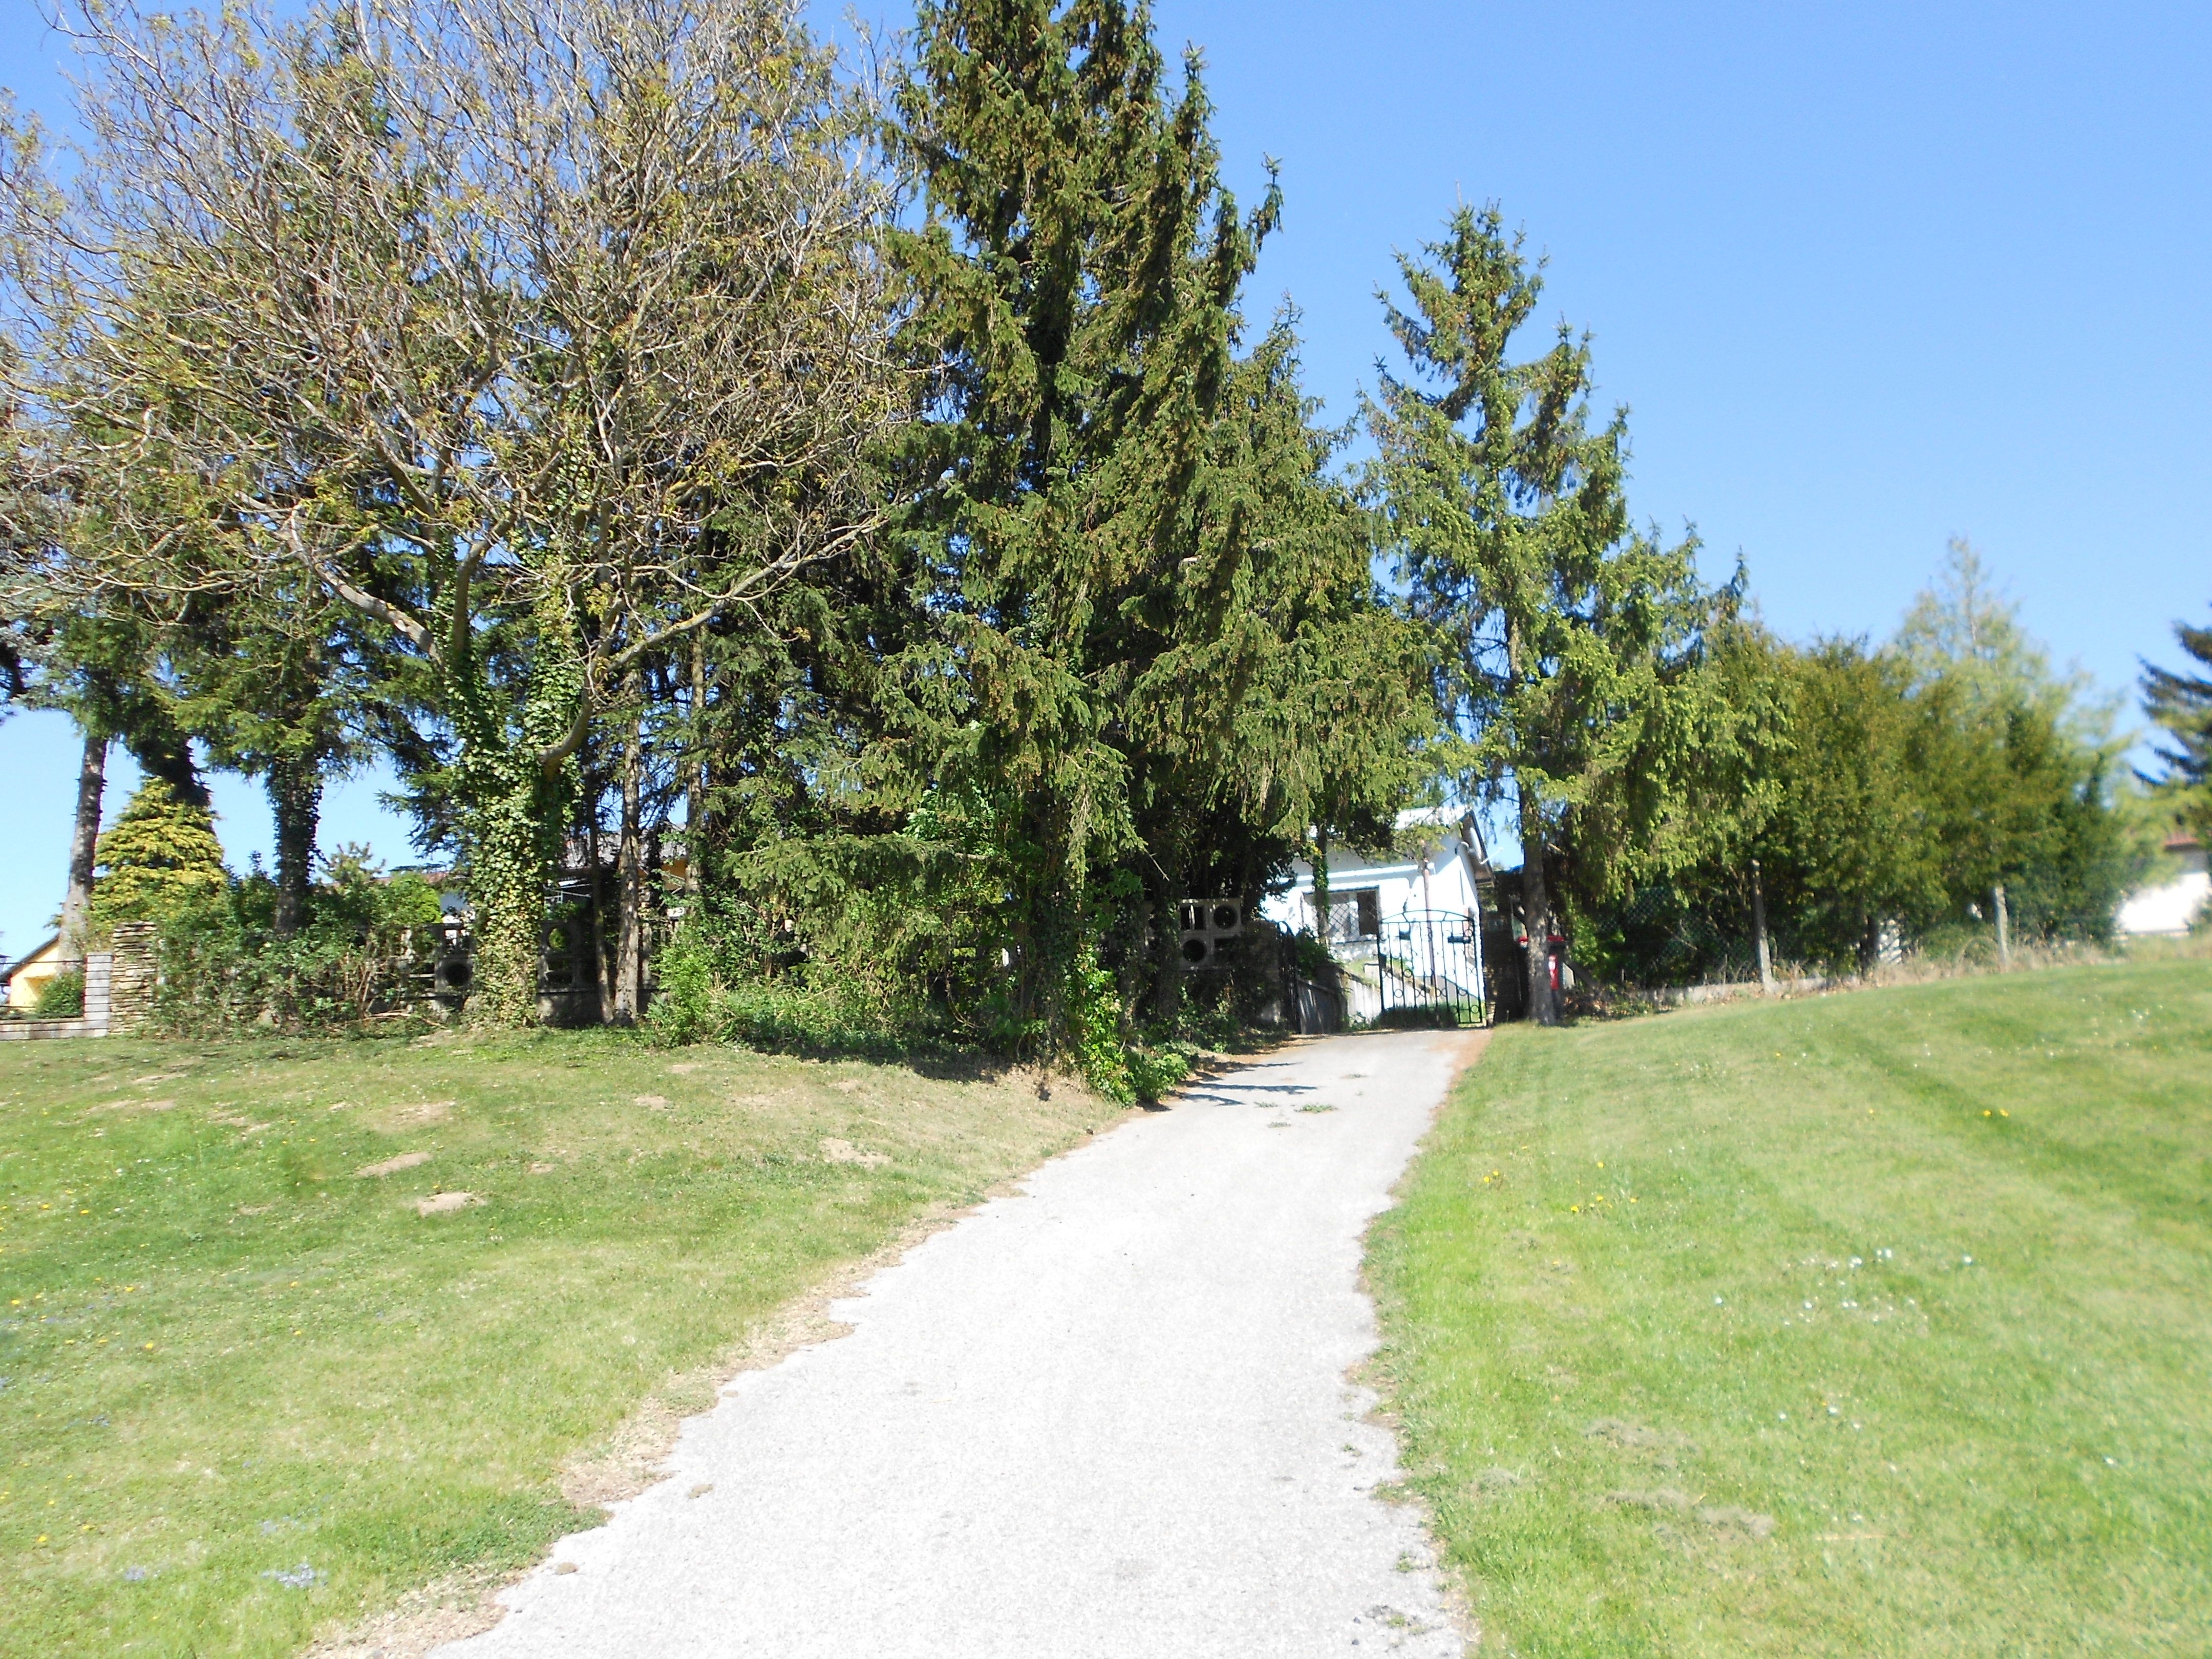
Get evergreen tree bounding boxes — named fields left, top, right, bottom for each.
left=885, top=0, right=1279, bottom=1038
left=1366, top=206, right=1715, bottom=1024
left=88, top=778, right=227, bottom=928
left=2143, top=607, right=2212, bottom=838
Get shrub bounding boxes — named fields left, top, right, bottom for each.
left=33, top=968, right=85, bottom=1019
left=88, top=781, right=229, bottom=930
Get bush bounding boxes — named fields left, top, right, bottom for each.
left=88, top=781, right=229, bottom=930
left=33, top=968, right=85, bottom=1019
left=144, top=850, right=450, bottom=1035
left=151, top=915, right=432, bottom=1034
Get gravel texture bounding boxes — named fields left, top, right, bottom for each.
left=439, top=1029, right=1479, bottom=1658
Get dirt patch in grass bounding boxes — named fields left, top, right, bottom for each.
left=356, top=1151, right=432, bottom=1178
left=368, top=1100, right=454, bottom=1131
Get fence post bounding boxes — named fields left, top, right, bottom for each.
left=1751, top=858, right=1775, bottom=995
left=1994, top=883, right=2010, bottom=969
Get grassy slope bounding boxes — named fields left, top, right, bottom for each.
left=1369, top=960, right=2212, bottom=1656
left=0, top=1030, right=1122, bottom=1657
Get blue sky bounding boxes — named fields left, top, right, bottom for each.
left=3, top=0, right=2207, bottom=959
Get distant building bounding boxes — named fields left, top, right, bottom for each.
left=2117, top=834, right=2209, bottom=935
left=2, top=934, right=67, bottom=1011
left=1262, top=807, right=1491, bottom=941
left=1260, top=808, right=1506, bottom=1023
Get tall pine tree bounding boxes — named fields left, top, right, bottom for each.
left=1367, top=206, right=1713, bottom=1024
left=886, top=0, right=1276, bottom=1037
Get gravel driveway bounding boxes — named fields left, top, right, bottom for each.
left=441, top=1028, right=1481, bottom=1658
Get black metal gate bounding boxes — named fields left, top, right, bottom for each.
left=1367, top=907, right=1486, bottom=1026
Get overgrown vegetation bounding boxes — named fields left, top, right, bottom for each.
left=0, top=1031, right=1125, bottom=1657
left=1369, top=955, right=2212, bottom=1654
left=1568, top=543, right=2143, bottom=986
left=0, top=0, right=2180, bottom=1049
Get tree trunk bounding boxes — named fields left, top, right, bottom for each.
left=58, top=731, right=108, bottom=964
left=613, top=675, right=646, bottom=1024
left=1119, top=883, right=1150, bottom=1025
left=1519, top=789, right=1557, bottom=1027
left=268, top=756, right=323, bottom=937
left=586, top=785, right=613, bottom=1026
left=123, top=721, right=209, bottom=810
left=686, top=635, right=708, bottom=895
left=1993, top=883, right=2010, bottom=968
left=1750, top=857, right=1774, bottom=995
left=1151, top=855, right=1185, bottom=1026
left=1313, top=825, right=1333, bottom=942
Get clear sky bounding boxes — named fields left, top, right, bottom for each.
left=3, top=0, right=2207, bottom=960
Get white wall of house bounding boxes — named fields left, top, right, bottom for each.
left=1259, top=807, right=1490, bottom=942
left=2117, top=839, right=2208, bottom=935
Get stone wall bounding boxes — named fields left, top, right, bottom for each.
left=0, top=947, right=117, bottom=1041
left=105, top=922, right=158, bottom=1035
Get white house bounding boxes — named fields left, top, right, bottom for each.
left=2117, top=834, right=2208, bottom=936
left=1260, top=807, right=1497, bottom=1023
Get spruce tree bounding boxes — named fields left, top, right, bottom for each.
left=887, top=0, right=1277, bottom=1037
left=1367, top=206, right=1711, bottom=1024
left=88, top=778, right=228, bottom=928
left=2143, top=609, right=2212, bottom=838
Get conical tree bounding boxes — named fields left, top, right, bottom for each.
left=88, top=778, right=228, bottom=929
left=2143, top=608, right=2212, bottom=840
left=886, top=0, right=1277, bottom=1039
left=1366, top=206, right=1712, bottom=1024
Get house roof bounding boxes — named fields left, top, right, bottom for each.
left=2164, top=831, right=2203, bottom=853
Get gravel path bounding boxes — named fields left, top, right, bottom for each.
left=441, top=1029, right=1481, bottom=1658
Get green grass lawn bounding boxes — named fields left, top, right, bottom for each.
left=0, top=1029, right=1121, bottom=1657
left=1369, top=958, right=2212, bottom=1656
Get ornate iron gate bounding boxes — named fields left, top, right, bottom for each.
left=1351, top=907, right=1486, bottom=1026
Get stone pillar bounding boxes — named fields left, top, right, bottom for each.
left=82, top=951, right=114, bottom=1035
left=105, top=922, right=159, bottom=1035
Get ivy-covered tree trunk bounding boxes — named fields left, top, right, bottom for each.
left=267, top=755, right=322, bottom=937
left=686, top=636, right=708, bottom=895
left=59, top=730, right=108, bottom=963
left=449, top=576, right=584, bottom=1029
left=614, top=678, right=646, bottom=1025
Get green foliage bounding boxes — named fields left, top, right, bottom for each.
left=877, top=0, right=1426, bottom=1049
left=32, top=968, right=84, bottom=1019
left=2142, top=604, right=2212, bottom=839
left=1069, top=938, right=1134, bottom=1103
left=1366, top=205, right=1761, bottom=1019
left=1125, top=1042, right=1193, bottom=1104
left=87, top=779, right=229, bottom=929
left=137, top=848, right=448, bottom=1035
left=1573, top=545, right=2132, bottom=983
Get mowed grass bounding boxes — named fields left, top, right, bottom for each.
left=0, top=1030, right=1123, bottom=1657
left=1368, top=958, right=2212, bottom=1656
